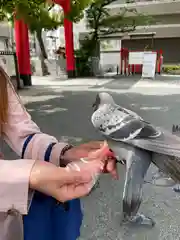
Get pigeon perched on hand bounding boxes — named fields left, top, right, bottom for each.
left=91, top=92, right=180, bottom=227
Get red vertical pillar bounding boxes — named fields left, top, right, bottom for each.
left=62, top=0, right=76, bottom=78
left=48, top=0, right=76, bottom=78
left=14, top=19, right=32, bottom=86
left=124, top=48, right=128, bottom=76
left=120, top=48, right=123, bottom=75
left=158, top=49, right=163, bottom=74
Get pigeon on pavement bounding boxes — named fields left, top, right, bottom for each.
left=91, top=92, right=180, bottom=227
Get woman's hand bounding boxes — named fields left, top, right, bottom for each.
left=29, top=144, right=108, bottom=202
left=30, top=161, right=93, bottom=202
left=62, top=141, right=118, bottom=180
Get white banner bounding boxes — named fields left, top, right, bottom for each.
left=142, top=52, right=157, bottom=79
left=100, top=52, right=120, bottom=66
left=129, top=52, right=144, bottom=65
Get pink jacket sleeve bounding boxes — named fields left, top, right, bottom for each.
left=3, top=83, right=69, bottom=164
left=0, top=82, right=69, bottom=214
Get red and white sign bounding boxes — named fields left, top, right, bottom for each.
left=129, top=52, right=144, bottom=65
left=142, top=52, right=157, bottom=78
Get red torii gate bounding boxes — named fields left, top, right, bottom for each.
left=14, top=0, right=75, bottom=86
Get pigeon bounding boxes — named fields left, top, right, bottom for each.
left=91, top=92, right=180, bottom=227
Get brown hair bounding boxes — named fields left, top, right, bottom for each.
left=0, top=66, right=9, bottom=132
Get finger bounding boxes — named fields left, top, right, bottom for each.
left=100, top=140, right=108, bottom=148
left=106, top=159, right=119, bottom=180
left=65, top=185, right=89, bottom=200
left=88, top=141, right=109, bottom=161
left=61, top=168, right=92, bottom=184
left=57, top=182, right=93, bottom=202
left=106, top=149, right=116, bottom=158
left=81, top=141, right=103, bottom=150
left=67, top=159, right=104, bottom=175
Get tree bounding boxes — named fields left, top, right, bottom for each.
left=0, top=0, right=61, bottom=74
left=0, top=0, right=95, bottom=50
left=68, top=0, right=95, bottom=22
left=0, top=0, right=94, bottom=75
left=77, top=0, right=153, bottom=72
left=21, top=3, right=63, bottom=75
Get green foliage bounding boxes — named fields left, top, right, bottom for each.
left=76, top=0, right=154, bottom=76
left=0, top=0, right=94, bottom=75
left=68, top=0, right=94, bottom=22
left=0, top=0, right=44, bottom=21
left=86, top=0, right=153, bottom=36
left=163, top=65, right=180, bottom=74
left=75, top=36, right=94, bottom=76
left=0, top=0, right=93, bottom=31
left=0, top=0, right=62, bottom=32
left=23, top=5, right=62, bottom=32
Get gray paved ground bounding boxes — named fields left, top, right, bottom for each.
left=4, top=76, right=180, bottom=240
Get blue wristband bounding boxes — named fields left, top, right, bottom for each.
left=44, top=142, right=56, bottom=162
left=21, top=134, right=36, bottom=159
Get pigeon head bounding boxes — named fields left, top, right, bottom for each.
left=92, top=92, right=115, bottom=111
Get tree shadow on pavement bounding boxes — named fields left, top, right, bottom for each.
left=94, top=76, right=141, bottom=90
left=23, top=89, right=180, bottom=135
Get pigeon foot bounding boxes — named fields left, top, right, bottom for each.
left=151, top=170, right=175, bottom=187
left=173, top=184, right=180, bottom=193
left=129, top=214, right=155, bottom=226
left=121, top=213, right=155, bottom=227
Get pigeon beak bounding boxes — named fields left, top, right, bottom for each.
left=92, top=102, right=96, bottom=108
left=92, top=102, right=96, bottom=112
left=92, top=94, right=100, bottom=111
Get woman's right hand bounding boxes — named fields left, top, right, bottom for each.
left=29, top=143, right=108, bottom=202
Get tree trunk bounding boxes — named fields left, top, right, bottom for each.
left=36, top=29, right=50, bottom=76
left=92, top=32, right=100, bottom=58
left=36, top=29, right=47, bottom=59
left=91, top=32, right=100, bottom=76
left=94, top=40, right=100, bottom=58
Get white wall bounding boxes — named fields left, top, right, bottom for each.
left=0, top=22, right=11, bottom=38
left=100, top=39, right=121, bottom=72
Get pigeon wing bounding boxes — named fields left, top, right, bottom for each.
left=127, top=129, right=180, bottom=158
left=93, top=105, right=180, bottom=158
left=92, top=104, right=160, bottom=142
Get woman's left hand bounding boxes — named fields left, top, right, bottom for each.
left=62, top=141, right=118, bottom=180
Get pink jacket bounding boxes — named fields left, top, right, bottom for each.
left=0, top=82, right=69, bottom=240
